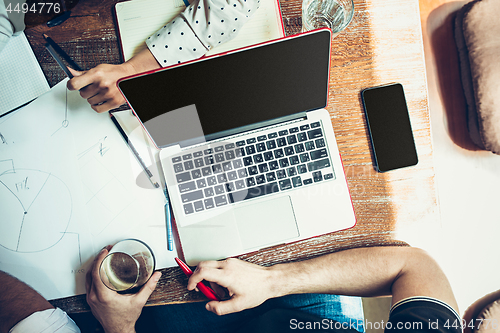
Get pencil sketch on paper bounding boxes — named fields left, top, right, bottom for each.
left=0, top=159, right=73, bottom=253
left=51, top=88, right=70, bottom=137
left=77, top=137, right=134, bottom=236
left=77, top=136, right=110, bottom=158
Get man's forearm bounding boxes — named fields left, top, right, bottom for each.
left=269, top=247, right=406, bottom=297
left=0, top=271, right=54, bottom=333
left=268, top=246, right=458, bottom=312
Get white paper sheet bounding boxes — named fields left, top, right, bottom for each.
left=0, top=80, right=177, bottom=300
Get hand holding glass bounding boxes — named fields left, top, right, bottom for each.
left=99, top=239, right=155, bottom=292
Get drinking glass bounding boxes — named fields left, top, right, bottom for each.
left=302, top=0, right=354, bottom=34
left=99, top=239, right=155, bottom=292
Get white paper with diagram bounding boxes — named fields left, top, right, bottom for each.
left=0, top=79, right=175, bottom=300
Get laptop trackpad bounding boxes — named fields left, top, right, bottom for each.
left=234, top=196, right=299, bottom=250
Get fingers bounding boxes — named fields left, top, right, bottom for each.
left=67, top=69, right=94, bottom=92
left=187, top=259, right=241, bottom=291
left=187, top=264, right=227, bottom=291
left=78, top=84, right=100, bottom=100
left=86, top=249, right=101, bottom=293
left=88, top=93, right=125, bottom=113
left=209, top=281, right=229, bottom=299
left=135, top=271, right=162, bottom=305
left=195, top=261, right=225, bottom=269
left=85, top=266, right=92, bottom=294
left=74, top=83, right=124, bottom=113
left=90, top=247, right=111, bottom=294
left=66, top=64, right=127, bottom=113
left=205, top=297, right=244, bottom=316
left=67, top=67, right=83, bottom=79
left=86, top=247, right=110, bottom=306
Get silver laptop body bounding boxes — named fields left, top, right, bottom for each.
left=118, top=29, right=356, bottom=265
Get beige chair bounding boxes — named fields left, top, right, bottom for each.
left=475, top=299, right=500, bottom=333
left=454, top=0, right=500, bottom=154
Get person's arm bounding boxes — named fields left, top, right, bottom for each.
left=67, top=0, right=260, bottom=113
left=187, top=246, right=458, bottom=316
left=145, top=0, right=260, bottom=67
left=0, top=271, right=54, bottom=333
left=85, top=246, right=162, bottom=333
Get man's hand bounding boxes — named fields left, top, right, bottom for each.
left=86, top=246, right=162, bottom=333
left=67, top=63, right=134, bottom=113
left=187, top=258, right=278, bottom=316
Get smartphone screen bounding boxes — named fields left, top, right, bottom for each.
left=361, top=83, right=418, bottom=172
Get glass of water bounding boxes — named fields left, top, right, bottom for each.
left=302, top=0, right=354, bottom=34
left=99, top=239, right=155, bottom=293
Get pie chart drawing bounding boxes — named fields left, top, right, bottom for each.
left=0, top=168, right=72, bottom=253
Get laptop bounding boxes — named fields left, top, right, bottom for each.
left=118, top=29, right=356, bottom=265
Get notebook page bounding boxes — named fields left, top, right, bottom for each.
left=115, top=0, right=283, bottom=62
left=205, top=0, right=283, bottom=56
left=0, top=33, right=50, bottom=115
left=115, top=0, right=186, bottom=61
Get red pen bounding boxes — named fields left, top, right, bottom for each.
left=175, top=257, right=220, bottom=301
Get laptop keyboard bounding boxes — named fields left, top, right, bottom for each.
left=170, top=121, right=336, bottom=215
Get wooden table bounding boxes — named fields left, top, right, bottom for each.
left=24, top=0, right=436, bottom=312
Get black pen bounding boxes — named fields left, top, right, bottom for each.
left=109, top=113, right=160, bottom=189
left=45, top=42, right=73, bottom=78
left=43, top=33, right=83, bottom=72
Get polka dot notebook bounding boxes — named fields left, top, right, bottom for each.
left=115, top=0, right=284, bottom=62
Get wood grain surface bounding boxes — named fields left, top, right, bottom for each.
left=24, top=0, right=435, bottom=313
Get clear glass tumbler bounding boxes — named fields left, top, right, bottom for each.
left=302, top=0, right=354, bottom=34
left=99, top=239, right=155, bottom=293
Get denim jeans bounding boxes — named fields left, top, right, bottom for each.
left=148, top=294, right=365, bottom=333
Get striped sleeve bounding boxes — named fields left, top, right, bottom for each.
left=386, top=297, right=462, bottom=333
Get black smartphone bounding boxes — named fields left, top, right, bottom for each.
left=361, top=83, right=418, bottom=172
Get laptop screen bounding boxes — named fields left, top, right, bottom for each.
left=118, top=29, right=331, bottom=147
